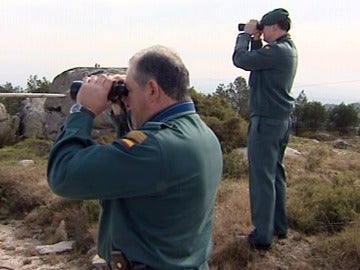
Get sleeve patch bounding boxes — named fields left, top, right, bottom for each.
left=125, top=130, right=147, bottom=144
left=119, top=131, right=147, bottom=149
left=120, top=138, right=136, bottom=149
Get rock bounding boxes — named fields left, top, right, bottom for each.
left=21, top=98, right=46, bottom=138
left=285, top=147, right=302, bottom=156
left=36, top=241, right=75, bottom=255
left=18, top=159, right=35, bottom=167
left=55, top=220, right=68, bottom=241
left=0, top=103, right=7, bottom=121
left=311, top=132, right=334, bottom=141
left=333, top=139, right=350, bottom=149
left=44, top=67, right=127, bottom=140
left=0, top=103, right=19, bottom=146
left=92, top=254, right=107, bottom=268
left=233, top=146, right=301, bottom=159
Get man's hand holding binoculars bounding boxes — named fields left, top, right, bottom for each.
left=244, top=20, right=262, bottom=40
left=71, top=74, right=127, bottom=117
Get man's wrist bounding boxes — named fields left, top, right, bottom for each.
left=69, top=103, right=95, bottom=118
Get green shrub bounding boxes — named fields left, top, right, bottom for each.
left=82, top=200, right=100, bottom=224
left=190, top=88, right=248, bottom=153
left=312, top=218, right=360, bottom=270
left=288, top=176, right=360, bottom=234
left=304, top=146, right=329, bottom=172
left=222, top=151, right=248, bottom=180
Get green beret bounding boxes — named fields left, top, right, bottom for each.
left=260, top=8, right=289, bottom=26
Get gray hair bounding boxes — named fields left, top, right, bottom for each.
left=129, top=45, right=191, bottom=101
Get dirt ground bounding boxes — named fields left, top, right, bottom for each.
left=0, top=220, right=89, bottom=270
left=0, top=219, right=321, bottom=270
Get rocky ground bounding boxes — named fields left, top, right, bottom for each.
left=1, top=219, right=320, bottom=270
left=0, top=220, right=90, bottom=270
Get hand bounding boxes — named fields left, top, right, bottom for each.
left=244, top=19, right=261, bottom=36
left=77, top=75, right=113, bottom=117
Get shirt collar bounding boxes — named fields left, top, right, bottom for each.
left=148, top=101, right=196, bottom=123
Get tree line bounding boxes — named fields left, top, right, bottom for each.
left=1, top=75, right=359, bottom=152
left=0, top=75, right=50, bottom=115
left=213, top=77, right=360, bottom=137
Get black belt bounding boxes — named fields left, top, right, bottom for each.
left=109, top=251, right=153, bottom=270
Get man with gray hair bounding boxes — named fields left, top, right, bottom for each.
left=47, top=45, right=222, bottom=269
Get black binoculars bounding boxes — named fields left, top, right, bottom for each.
left=70, top=80, right=128, bottom=102
left=238, top=23, right=264, bottom=32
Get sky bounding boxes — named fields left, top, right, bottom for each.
left=1, top=0, right=360, bottom=104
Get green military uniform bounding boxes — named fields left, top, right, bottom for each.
left=47, top=102, right=223, bottom=269
left=232, top=9, right=298, bottom=247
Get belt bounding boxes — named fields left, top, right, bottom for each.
left=109, top=251, right=153, bottom=270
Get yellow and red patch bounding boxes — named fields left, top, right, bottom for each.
left=120, top=131, right=147, bottom=149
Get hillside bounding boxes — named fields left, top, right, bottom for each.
left=0, top=136, right=359, bottom=269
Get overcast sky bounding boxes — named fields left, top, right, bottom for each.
left=2, top=0, right=360, bottom=104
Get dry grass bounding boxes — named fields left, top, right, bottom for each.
left=210, top=135, right=360, bottom=269
left=1, top=136, right=360, bottom=269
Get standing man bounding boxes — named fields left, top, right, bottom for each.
left=232, top=8, right=298, bottom=250
left=47, top=45, right=223, bottom=269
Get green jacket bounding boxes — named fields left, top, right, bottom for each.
left=233, top=33, right=298, bottom=119
left=47, top=102, right=223, bottom=269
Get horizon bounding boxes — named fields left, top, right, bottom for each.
left=1, top=69, right=358, bottom=106
left=190, top=77, right=360, bottom=105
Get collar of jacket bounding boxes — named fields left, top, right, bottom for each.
left=275, top=33, right=291, bottom=42
left=149, top=101, right=196, bottom=122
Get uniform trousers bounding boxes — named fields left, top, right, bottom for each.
left=247, top=116, right=291, bottom=246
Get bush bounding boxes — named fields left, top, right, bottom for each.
left=313, top=218, right=360, bottom=270
left=304, top=147, right=328, bottom=172
left=222, top=151, right=248, bottom=180
left=191, top=88, right=248, bottom=153
left=288, top=176, right=360, bottom=234
left=83, top=200, right=100, bottom=224
left=204, top=116, right=248, bottom=153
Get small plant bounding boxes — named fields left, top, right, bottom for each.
left=304, top=147, right=328, bottom=172
left=210, top=239, right=253, bottom=269
left=82, top=200, right=100, bottom=224
left=312, top=218, right=360, bottom=270
left=222, top=151, right=248, bottom=180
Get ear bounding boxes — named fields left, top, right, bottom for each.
left=146, top=79, right=161, bottom=102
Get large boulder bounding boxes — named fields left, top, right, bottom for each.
left=0, top=103, right=20, bottom=146
left=21, top=98, right=47, bottom=138
left=44, top=67, right=127, bottom=140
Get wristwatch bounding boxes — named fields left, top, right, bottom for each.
left=69, top=103, right=95, bottom=118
